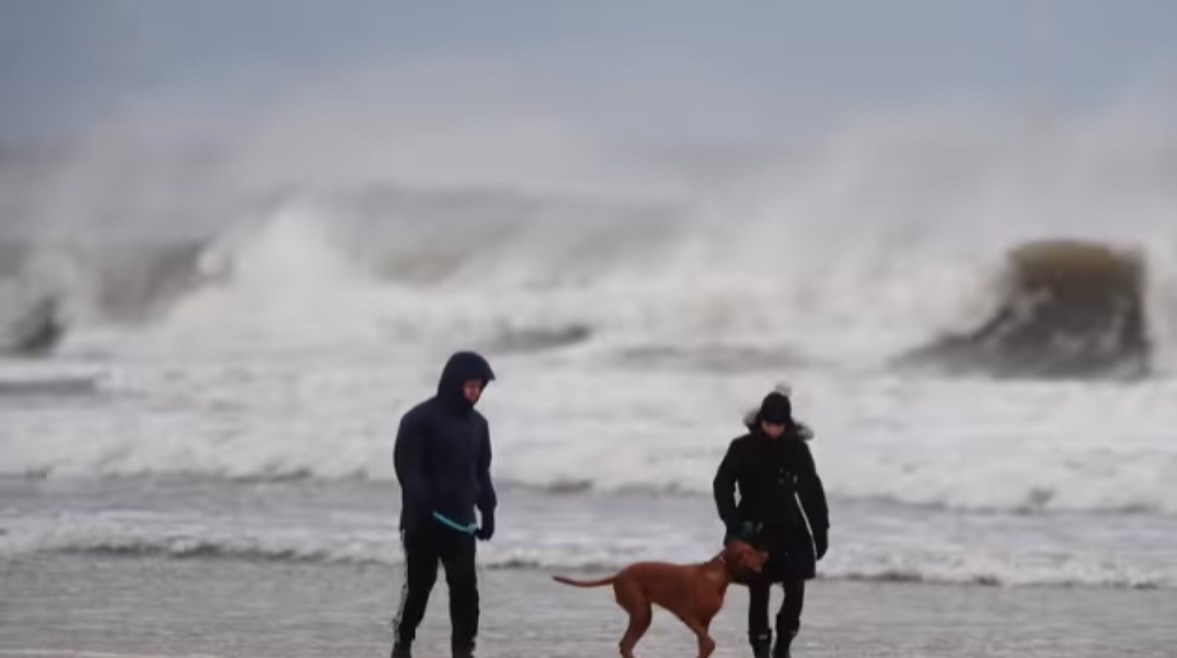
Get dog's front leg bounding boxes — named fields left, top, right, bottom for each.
left=685, top=618, right=717, bottom=658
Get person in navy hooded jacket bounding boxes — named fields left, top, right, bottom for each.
left=391, top=352, right=497, bottom=658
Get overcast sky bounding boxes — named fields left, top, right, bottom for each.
left=2, top=1, right=1176, bottom=145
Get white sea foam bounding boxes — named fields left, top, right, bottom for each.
left=3, top=490, right=1175, bottom=590
left=3, top=99, right=1177, bottom=593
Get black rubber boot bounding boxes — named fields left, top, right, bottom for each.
left=452, top=642, right=476, bottom=658
left=390, top=643, right=411, bottom=658
left=772, top=629, right=797, bottom=658
left=749, top=631, right=772, bottom=658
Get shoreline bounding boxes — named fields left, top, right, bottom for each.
left=3, top=554, right=1175, bottom=657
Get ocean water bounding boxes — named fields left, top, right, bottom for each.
left=2, top=100, right=1177, bottom=654
left=3, top=353, right=1177, bottom=590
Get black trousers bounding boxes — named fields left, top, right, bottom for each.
left=392, top=522, right=479, bottom=650
left=747, top=578, right=805, bottom=639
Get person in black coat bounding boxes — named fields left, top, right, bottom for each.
left=713, top=390, right=829, bottom=658
left=391, top=351, right=497, bottom=658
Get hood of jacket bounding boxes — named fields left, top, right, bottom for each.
left=436, top=351, right=496, bottom=412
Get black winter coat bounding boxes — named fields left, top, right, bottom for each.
left=713, top=427, right=829, bottom=581
left=394, top=352, right=497, bottom=536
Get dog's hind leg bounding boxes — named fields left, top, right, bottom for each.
left=614, top=580, right=651, bottom=658
left=618, top=607, right=652, bottom=658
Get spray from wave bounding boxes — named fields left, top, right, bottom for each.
left=4, top=93, right=1175, bottom=372
left=3, top=80, right=1177, bottom=513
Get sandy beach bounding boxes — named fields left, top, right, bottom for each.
left=3, top=554, right=1175, bottom=658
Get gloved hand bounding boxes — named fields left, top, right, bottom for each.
left=475, top=509, right=495, bottom=541
left=815, top=528, right=828, bottom=560
left=726, top=520, right=761, bottom=543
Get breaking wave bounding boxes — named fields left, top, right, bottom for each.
left=2, top=98, right=1177, bottom=519
left=1, top=94, right=1175, bottom=371
left=2, top=529, right=1169, bottom=590
left=899, top=240, right=1151, bottom=379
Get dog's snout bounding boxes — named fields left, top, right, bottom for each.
left=752, top=551, right=768, bottom=572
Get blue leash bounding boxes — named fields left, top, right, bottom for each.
left=432, top=511, right=478, bottom=536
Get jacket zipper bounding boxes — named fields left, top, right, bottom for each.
left=792, top=478, right=817, bottom=562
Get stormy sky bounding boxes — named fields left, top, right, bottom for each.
left=2, top=1, right=1176, bottom=145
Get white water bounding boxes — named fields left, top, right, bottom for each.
left=4, top=479, right=1176, bottom=589
left=2, top=96, right=1177, bottom=589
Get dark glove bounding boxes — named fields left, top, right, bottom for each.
left=475, top=509, right=495, bottom=541
left=726, top=520, right=761, bottom=543
left=815, top=528, right=828, bottom=560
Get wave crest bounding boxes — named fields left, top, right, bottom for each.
left=899, top=239, right=1151, bottom=379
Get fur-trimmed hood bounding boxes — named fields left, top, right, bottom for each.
left=741, top=383, right=814, bottom=441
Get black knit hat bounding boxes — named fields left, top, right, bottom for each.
left=757, top=391, right=793, bottom=425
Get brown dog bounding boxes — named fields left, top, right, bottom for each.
left=553, top=540, right=767, bottom=658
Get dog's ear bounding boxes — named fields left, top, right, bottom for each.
left=748, top=549, right=768, bottom=572
left=726, top=540, right=764, bottom=568
left=732, top=544, right=768, bottom=573
left=726, top=538, right=752, bottom=553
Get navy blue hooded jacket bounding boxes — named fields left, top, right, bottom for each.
left=394, top=352, right=497, bottom=534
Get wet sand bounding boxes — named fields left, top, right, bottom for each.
left=2, top=555, right=1175, bottom=657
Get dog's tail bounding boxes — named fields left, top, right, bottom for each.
left=551, top=574, right=617, bottom=588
